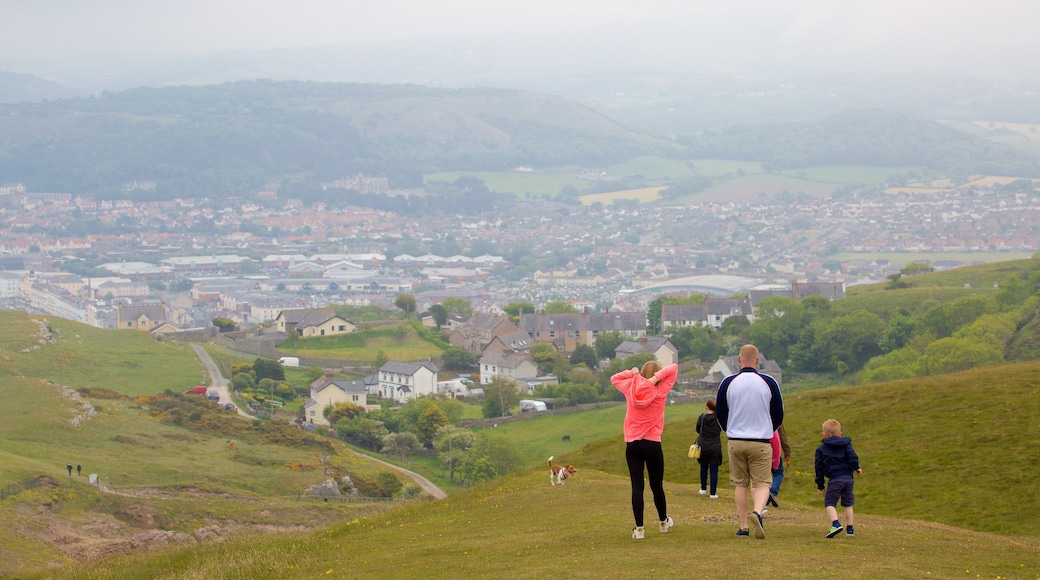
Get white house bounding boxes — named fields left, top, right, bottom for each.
left=376, top=360, right=439, bottom=404
left=479, top=352, right=539, bottom=385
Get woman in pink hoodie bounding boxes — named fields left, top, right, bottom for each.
left=611, top=360, right=679, bottom=539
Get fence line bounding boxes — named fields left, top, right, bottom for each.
left=0, top=477, right=45, bottom=501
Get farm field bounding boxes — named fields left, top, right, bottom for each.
left=834, top=251, right=1036, bottom=267
left=579, top=186, right=665, bottom=205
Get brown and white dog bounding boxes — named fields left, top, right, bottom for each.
left=547, top=455, right=576, bottom=486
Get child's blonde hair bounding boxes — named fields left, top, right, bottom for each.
left=640, top=360, right=662, bottom=379
left=822, top=419, right=842, bottom=437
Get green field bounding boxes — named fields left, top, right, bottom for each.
left=424, top=158, right=921, bottom=201
left=38, top=360, right=1040, bottom=579
left=277, top=324, right=444, bottom=361
left=835, top=251, right=1037, bottom=267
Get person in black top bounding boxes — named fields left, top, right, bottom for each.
left=696, top=399, right=724, bottom=498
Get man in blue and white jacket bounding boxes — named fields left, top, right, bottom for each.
left=716, top=344, right=784, bottom=539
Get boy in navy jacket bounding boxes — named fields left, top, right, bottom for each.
left=815, top=419, right=863, bottom=537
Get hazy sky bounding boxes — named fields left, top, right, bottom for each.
left=2, top=0, right=1038, bottom=80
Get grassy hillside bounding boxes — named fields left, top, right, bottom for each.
left=578, top=360, right=1040, bottom=537
left=28, top=360, right=1040, bottom=579
left=0, top=312, right=417, bottom=575
left=6, top=308, right=1040, bottom=577
left=0, top=311, right=205, bottom=397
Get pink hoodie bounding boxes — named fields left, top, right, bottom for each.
left=770, top=430, right=782, bottom=470
left=611, top=363, right=678, bottom=442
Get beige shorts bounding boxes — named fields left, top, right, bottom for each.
left=727, top=440, right=772, bottom=489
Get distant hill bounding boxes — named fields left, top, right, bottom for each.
left=0, top=70, right=79, bottom=103
left=0, top=80, right=680, bottom=201
left=2, top=80, right=1039, bottom=204
left=679, top=109, right=1040, bottom=177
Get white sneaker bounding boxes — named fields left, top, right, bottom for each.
left=660, top=516, right=673, bottom=533
left=632, top=526, right=645, bottom=539
left=710, top=494, right=719, bottom=499
left=699, top=489, right=707, bottom=495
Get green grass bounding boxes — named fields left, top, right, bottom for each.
left=779, top=165, right=925, bottom=184
left=0, top=311, right=205, bottom=397
left=277, top=325, right=444, bottom=360
left=425, top=167, right=592, bottom=198
left=577, top=360, right=1040, bottom=537
left=44, top=456, right=1040, bottom=580
left=7, top=310, right=1040, bottom=578
left=477, top=403, right=704, bottom=466
left=835, top=252, right=1037, bottom=268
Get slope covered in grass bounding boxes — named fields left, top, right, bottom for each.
left=577, top=360, right=1040, bottom=537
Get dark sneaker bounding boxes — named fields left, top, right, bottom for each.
left=826, top=524, right=844, bottom=538
left=846, top=527, right=855, bottom=536
left=736, top=528, right=750, bottom=537
left=768, top=493, right=779, bottom=508
left=750, top=511, right=766, bottom=539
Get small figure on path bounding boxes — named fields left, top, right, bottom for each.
left=76, top=463, right=82, bottom=476
left=66, top=463, right=73, bottom=476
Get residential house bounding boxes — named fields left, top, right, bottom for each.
left=117, top=302, right=167, bottom=331
left=661, top=304, right=708, bottom=329
left=275, top=308, right=356, bottom=337
left=704, top=298, right=754, bottom=329
left=520, top=311, right=646, bottom=354
left=696, top=354, right=783, bottom=391
left=447, top=312, right=520, bottom=354
left=479, top=352, right=539, bottom=386
left=304, top=369, right=368, bottom=426
left=614, top=336, right=678, bottom=367
left=481, top=329, right=534, bottom=357
left=376, top=360, right=439, bottom=404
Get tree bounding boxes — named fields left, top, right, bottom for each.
left=253, top=357, right=285, bottom=382
left=416, top=404, right=450, bottom=446
left=569, top=344, right=599, bottom=369
left=818, top=310, right=886, bottom=372
left=441, top=347, right=478, bottom=371
left=995, top=274, right=1030, bottom=312
left=748, top=297, right=805, bottom=364
left=435, top=425, right=475, bottom=481
left=381, top=431, right=421, bottom=459
left=503, top=301, right=536, bottom=324
left=482, top=377, right=521, bottom=419
left=901, top=261, right=936, bottom=277
left=543, top=301, right=578, bottom=313
left=593, top=331, right=626, bottom=360
left=429, top=303, right=448, bottom=328
left=916, top=337, right=1003, bottom=375
left=373, top=350, right=388, bottom=369
left=394, top=293, right=417, bottom=318
left=211, top=317, right=237, bottom=332
left=355, top=419, right=389, bottom=451
left=325, top=402, right=364, bottom=425
left=442, top=297, right=473, bottom=318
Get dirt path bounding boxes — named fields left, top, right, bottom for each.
left=191, top=344, right=447, bottom=500
left=347, top=449, right=447, bottom=500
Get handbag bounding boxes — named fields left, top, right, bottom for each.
left=689, top=437, right=702, bottom=459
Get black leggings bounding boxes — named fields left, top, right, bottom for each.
left=626, top=439, right=667, bottom=527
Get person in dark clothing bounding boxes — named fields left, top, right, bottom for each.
left=695, top=399, right=724, bottom=498
left=815, top=419, right=864, bottom=537
left=767, top=424, right=791, bottom=510
left=66, top=463, right=72, bottom=476
left=76, top=464, right=81, bottom=476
